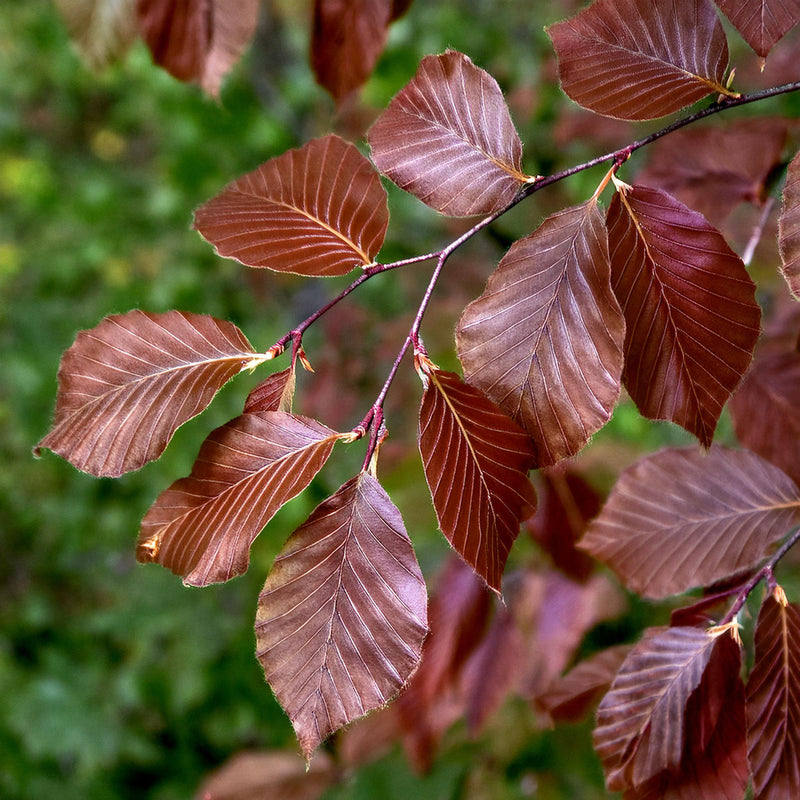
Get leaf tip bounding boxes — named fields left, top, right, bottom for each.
left=773, top=583, right=789, bottom=606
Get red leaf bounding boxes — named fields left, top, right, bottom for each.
left=35, top=310, right=261, bottom=478
left=255, top=472, right=428, bottom=759
left=607, top=184, right=761, bottom=446
left=580, top=446, right=800, bottom=599
left=368, top=50, right=529, bottom=217
left=715, top=0, right=800, bottom=57
left=137, top=411, right=342, bottom=586
left=417, top=361, right=537, bottom=593
left=244, top=366, right=296, bottom=414
left=457, top=200, right=624, bottom=466
left=55, top=0, right=139, bottom=70
left=194, top=135, right=389, bottom=276
left=547, top=0, right=733, bottom=120
left=780, top=149, right=800, bottom=299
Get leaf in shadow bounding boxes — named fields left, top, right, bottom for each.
left=244, top=366, right=296, bottom=414
left=780, top=149, right=800, bottom=299
left=714, top=0, right=800, bottom=58
left=55, top=0, right=138, bottom=70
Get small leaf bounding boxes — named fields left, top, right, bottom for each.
left=417, top=363, right=537, bottom=593
left=607, top=184, right=761, bottom=446
left=35, top=310, right=260, bottom=477
left=547, top=0, right=733, bottom=120
left=194, top=135, right=389, bottom=276
left=457, top=200, right=624, bottom=465
left=255, top=472, right=428, bottom=759
left=55, top=0, right=138, bottom=70
left=368, top=50, right=528, bottom=216
left=580, top=446, right=800, bottom=599
left=714, top=0, right=800, bottom=58
left=780, top=149, right=800, bottom=299
left=244, top=366, right=296, bottom=414
left=137, top=411, right=341, bottom=586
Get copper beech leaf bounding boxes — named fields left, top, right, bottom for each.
left=580, top=446, right=800, bottom=599
left=780, top=150, right=800, bottom=299
left=35, top=310, right=262, bottom=478
left=746, top=594, right=800, bottom=800
left=244, top=366, right=296, bottom=414
left=607, top=184, right=761, bottom=446
left=456, top=200, right=624, bottom=466
left=137, top=411, right=343, bottom=587
left=255, top=472, right=428, bottom=759
left=368, top=50, right=529, bottom=217
left=194, top=135, right=389, bottom=275
left=56, top=0, right=138, bottom=70
left=417, top=362, right=537, bottom=593
left=547, top=0, right=733, bottom=120
left=714, top=0, right=800, bottom=58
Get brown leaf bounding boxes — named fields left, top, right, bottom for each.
left=368, top=50, right=528, bottom=217
left=607, top=184, right=761, bottom=447
left=457, top=200, right=625, bottom=466
left=194, top=135, right=389, bottom=276
left=580, top=446, right=800, bottom=599
left=255, top=472, right=428, bottom=759
left=547, top=0, right=732, bottom=120
left=780, top=149, right=800, bottom=299
left=417, top=363, right=537, bottom=593
left=137, top=411, right=341, bottom=586
left=35, top=310, right=260, bottom=478
left=244, top=366, right=296, bottom=414
left=56, top=0, right=139, bottom=70
left=715, top=0, right=800, bottom=58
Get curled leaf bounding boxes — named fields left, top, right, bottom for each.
left=779, top=149, right=800, bottom=299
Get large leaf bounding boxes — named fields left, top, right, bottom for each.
left=368, top=50, right=529, bottom=217
left=255, top=472, right=428, bottom=758
left=194, top=135, right=389, bottom=276
left=137, top=411, right=342, bottom=586
left=714, top=0, right=800, bottom=57
left=606, top=184, right=761, bottom=446
left=580, top=446, right=800, bottom=599
left=547, top=0, right=733, bottom=120
left=35, top=310, right=261, bottom=478
left=746, top=594, right=800, bottom=800
left=457, top=200, right=624, bottom=465
left=417, top=362, right=537, bottom=593
left=55, top=0, right=138, bottom=70
left=779, top=149, right=800, bottom=299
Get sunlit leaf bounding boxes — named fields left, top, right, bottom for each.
left=457, top=200, right=624, bottom=465
left=137, top=411, right=341, bottom=586
left=607, top=184, right=761, bottom=446
left=417, top=362, right=537, bottom=593
left=780, top=149, right=800, bottom=299
left=547, top=0, right=733, bottom=120
left=56, top=0, right=138, bottom=70
left=580, top=446, right=800, bottom=599
left=714, top=0, right=800, bottom=57
left=244, top=366, right=296, bottom=414
left=368, top=50, right=529, bottom=216
left=35, top=310, right=260, bottom=478
left=194, top=135, right=389, bottom=276
left=255, top=472, right=428, bottom=758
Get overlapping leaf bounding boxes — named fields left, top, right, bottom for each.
left=547, top=0, right=733, bottom=120
left=137, top=411, right=341, bottom=586
left=457, top=200, right=624, bottom=466
left=580, top=446, right=800, bottom=599
left=244, top=366, right=296, bottom=414
left=56, top=0, right=138, bottom=70
left=368, top=50, right=529, bottom=216
left=255, top=472, right=428, bottom=758
left=35, top=310, right=260, bottom=478
left=194, top=135, right=389, bottom=276
left=715, top=0, right=800, bottom=57
left=607, top=184, right=761, bottom=446
left=417, top=362, right=537, bottom=593
left=780, top=150, right=800, bottom=298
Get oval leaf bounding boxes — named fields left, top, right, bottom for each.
left=137, top=411, right=341, bottom=586
left=547, top=0, right=732, bottom=120
left=715, top=0, right=800, bottom=58
left=35, top=310, right=260, bottom=477
left=457, top=200, right=625, bottom=465
left=607, top=184, right=761, bottom=446
left=779, top=149, right=800, bottom=299
left=368, top=50, right=529, bottom=216
left=55, top=0, right=138, bottom=70
left=194, top=135, right=389, bottom=276
left=255, top=472, right=428, bottom=758
left=580, top=446, right=800, bottom=599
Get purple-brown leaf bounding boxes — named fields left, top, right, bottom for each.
left=715, top=0, right=800, bottom=57
left=194, top=135, right=389, bottom=275
left=779, top=149, right=800, bottom=298
left=456, top=200, right=625, bottom=465
left=607, top=184, right=761, bottom=446
left=35, top=310, right=260, bottom=478
left=56, top=0, right=138, bottom=70
left=137, top=411, right=341, bottom=586
left=580, top=446, right=800, bottom=599
left=368, top=50, right=529, bottom=217
left=547, top=0, right=733, bottom=120
left=255, top=472, right=428, bottom=759
left=244, top=366, right=296, bottom=414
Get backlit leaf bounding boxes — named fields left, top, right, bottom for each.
left=35, top=310, right=260, bottom=478
left=417, top=362, right=537, bottom=593
left=194, top=135, right=389, bottom=276
left=244, top=366, right=296, bottom=414
left=547, top=0, right=733, bottom=120
left=137, top=411, right=341, bottom=586
left=457, top=200, right=624, bottom=465
left=715, top=0, right=800, bottom=57
left=580, top=446, right=800, bottom=599
left=779, top=150, right=800, bottom=299
left=255, top=472, right=428, bottom=758
left=56, top=0, right=138, bottom=70
left=607, top=184, right=761, bottom=446
left=368, top=50, right=529, bottom=216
